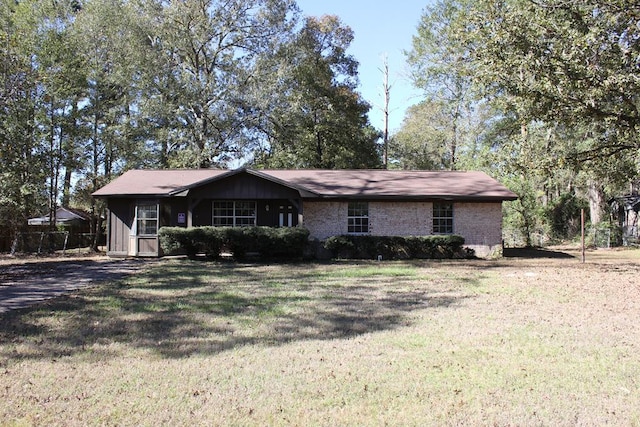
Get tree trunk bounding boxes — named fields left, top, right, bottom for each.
left=48, top=95, right=58, bottom=231
left=91, top=215, right=103, bottom=252
left=588, top=180, right=606, bottom=225
left=61, top=168, right=72, bottom=207
left=160, top=138, right=169, bottom=168
left=89, top=106, right=100, bottom=251
left=315, top=130, right=323, bottom=167
left=61, top=101, right=79, bottom=206
left=314, top=112, right=323, bottom=168
left=10, top=228, right=19, bottom=255
left=450, top=118, right=457, bottom=171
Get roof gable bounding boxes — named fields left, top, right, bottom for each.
left=187, top=169, right=304, bottom=200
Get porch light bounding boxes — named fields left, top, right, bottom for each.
left=265, top=204, right=269, bottom=212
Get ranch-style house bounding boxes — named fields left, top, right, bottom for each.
left=92, top=168, right=518, bottom=258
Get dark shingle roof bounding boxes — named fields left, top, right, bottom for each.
left=257, top=169, right=517, bottom=200
left=93, top=168, right=518, bottom=201
left=92, top=169, right=227, bottom=197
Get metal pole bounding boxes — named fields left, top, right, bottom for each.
left=581, top=209, right=585, bottom=263
left=38, top=232, right=44, bottom=254
left=63, top=231, right=69, bottom=255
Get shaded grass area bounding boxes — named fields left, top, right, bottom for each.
left=0, top=262, right=462, bottom=360
left=1, top=250, right=640, bottom=425
left=503, top=246, right=576, bottom=258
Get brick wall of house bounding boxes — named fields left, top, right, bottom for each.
left=368, top=201, right=432, bottom=236
left=302, top=200, right=504, bottom=257
left=303, top=201, right=348, bottom=239
left=454, top=202, right=504, bottom=257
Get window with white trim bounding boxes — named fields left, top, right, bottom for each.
left=136, top=203, right=158, bottom=236
left=347, top=201, right=369, bottom=234
left=213, top=201, right=256, bottom=227
left=433, top=202, right=453, bottom=234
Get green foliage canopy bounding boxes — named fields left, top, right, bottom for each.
left=0, top=0, right=384, bottom=248
left=457, top=0, right=640, bottom=159
left=255, top=15, right=381, bottom=169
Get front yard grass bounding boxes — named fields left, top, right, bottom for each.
left=1, top=248, right=640, bottom=426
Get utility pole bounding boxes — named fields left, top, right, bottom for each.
left=379, top=55, right=391, bottom=169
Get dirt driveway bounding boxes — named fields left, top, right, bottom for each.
left=0, top=256, right=144, bottom=313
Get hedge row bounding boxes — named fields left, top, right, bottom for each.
left=159, top=227, right=472, bottom=261
left=158, top=226, right=310, bottom=260
left=323, top=234, right=473, bottom=260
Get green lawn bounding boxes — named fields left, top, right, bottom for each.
left=1, top=249, right=640, bottom=426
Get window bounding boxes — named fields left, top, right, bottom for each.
left=433, top=202, right=453, bottom=234
left=213, top=201, right=256, bottom=227
left=136, top=203, right=158, bottom=236
left=348, top=201, right=369, bottom=234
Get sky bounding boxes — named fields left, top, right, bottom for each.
left=295, top=0, right=432, bottom=133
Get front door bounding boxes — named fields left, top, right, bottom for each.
left=279, top=205, right=294, bottom=227
left=131, top=201, right=159, bottom=257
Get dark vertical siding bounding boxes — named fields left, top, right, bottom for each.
left=193, top=201, right=212, bottom=226
left=161, top=199, right=189, bottom=228
left=187, top=174, right=301, bottom=228
left=160, top=202, right=171, bottom=228
left=107, top=199, right=131, bottom=256
left=189, top=173, right=300, bottom=200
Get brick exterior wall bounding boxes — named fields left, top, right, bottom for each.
left=303, top=201, right=348, bottom=239
left=369, top=201, right=431, bottom=236
left=453, top=202, right=504, bottom=257
left=302, top=200, right=504, bottom=258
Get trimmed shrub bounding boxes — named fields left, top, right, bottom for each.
left=160, top=228, right=468, bottom=261
left=322, top=235, right=355, bottom=259
left=323, top=234, right=470, bottom=260
left=259, top=227, right=310, bottom=259
left=223, top=227, right=257, bottom=258
left=224, top=226, right=310, bottom=260
left=159, top=226, right=224, bottom=259
left=159, top=227, right=192, bottom=257
left=199, top=227, right=225, bottom=258
left=158, top=226, right=310, bottom=260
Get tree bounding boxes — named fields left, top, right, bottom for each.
left=70, top=0, right=152, bottom=248
left=455, top=0, right=640, bottom=160
left=255, top=15, right=381, bottom=169
left=141, top=0, right=298, bottom=168
left=0, top=0, right=47, bottom=250
left=30, top=0, right=86, bottom=225
left=406, top=0, right=639, bottom=233
left=389, top=101, right=450, bottom=170
left=477, top=115, right=576, bottom=245
left=404, top=0, right=479, bottom=171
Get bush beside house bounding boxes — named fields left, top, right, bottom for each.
left=160, top=226, right=473, bottom=261
left=323, top=234, right=473, bottom=260
left=159, top=226, right=310, bottom=260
